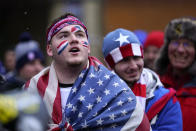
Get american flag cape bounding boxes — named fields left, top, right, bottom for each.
left=25, top=56, right=150, bottom=131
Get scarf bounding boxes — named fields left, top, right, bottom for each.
left=132, top=68, right=163, bottom=110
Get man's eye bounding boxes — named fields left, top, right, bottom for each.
left=133, top=56, right=141, bottom=60
left=123, top=57, right=129, bottom=62
left=59, top=34, right=68, bottom=39
left=183, top=42, right=191, bottom=47
left=183, top=42, right=189, bottom=47
left=76, top=33, right=85, bottom=37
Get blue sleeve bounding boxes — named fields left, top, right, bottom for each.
left=151, top=98, right=183, bottom=131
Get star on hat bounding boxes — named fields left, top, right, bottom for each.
left=115, top=33, right=129, bottom=46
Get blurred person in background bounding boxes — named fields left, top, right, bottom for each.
left=0, top=61, right=6, bottom=76
left=7, top=32, right=44, bottom=89
left=155, top=17, right=196, bottom=131
left=3, top=48, right=16, bottom=79
left=134, top=29, right=148, bottom=47
left=143, top=31, right=164, bottom=70
left=102, top=28, right=182, bottom=131
left=0, top=74, right=49, bottom=131
left=25, top=13, right=151, bottom=131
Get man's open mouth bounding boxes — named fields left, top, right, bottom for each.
left=69, top=47, right=80, bottom=52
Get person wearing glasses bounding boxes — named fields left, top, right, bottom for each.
left=155, top=17, right=196, bottom=131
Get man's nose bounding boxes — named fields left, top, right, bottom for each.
left=177, top=43, right=186, bottom=52
left=147, top=52, right=156, bottom=60
left=69, top=34, right=79, bottom=45
left=128, top=58, right=137, bottom=69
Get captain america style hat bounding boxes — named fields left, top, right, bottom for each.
left=102, top=28, right=143, bottom=69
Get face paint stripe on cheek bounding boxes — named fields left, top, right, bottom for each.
left=57, top=40, right=67, bottom=48
left=57, top=40, right=69, bottom=55
left=82, top=41, right=89, bottom=48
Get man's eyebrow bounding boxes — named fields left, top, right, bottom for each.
left=75, top=30, right=85, bottom=33
left=58, top=31, right=69, bottom=34
left=56, top=28, right=85, bottom=36
left=56, top=31, right=69, bottom=37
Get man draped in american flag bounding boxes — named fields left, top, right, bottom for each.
left=24, top=13, right=151, bottom=131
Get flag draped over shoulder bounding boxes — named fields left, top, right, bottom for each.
left=25, top=56, right=150, bottom=131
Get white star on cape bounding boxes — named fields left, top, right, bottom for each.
left=121, top=110, right=127, bottom=116
left=88, top=88, right=95, bottom=95
left=97, top=79, right=103, bottom=86
left=113, top=82, right=119, bottom=87
left=79, top=72, right=84, bottom=78
left=78, top=112, right=83, bottom=118
left=109, top=114, right=116, bottom=120
left=71, top=106, right=77, bottom=112
left=97, top=118, right=104, bottom=125
left=82, top=120, right=88, bottom=128
left=86, top=103, right=93, bottom=110
left=104, top=74, right=110, bottom=79
left=128, top=97, right=133, bottom=102
left=117, top=100, right=123, bottom=106
left=66, top=102, right=72, bottom=109
left=115, top=33, right=129, bottom=46
left=104, top=89, right=110, bottom=95
left=72, top=86, right=77, bottom=93
left=89, top=73, right=95, bottom=78
left=96, top=96, right=102, bottom=103
left=78, top=95, right=85, bottom=102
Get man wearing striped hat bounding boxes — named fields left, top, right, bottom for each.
left=24, top=13, right=150, bottom=131
left=102, top=28, right=182, bottom=131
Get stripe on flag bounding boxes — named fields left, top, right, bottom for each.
left=131, top=43, right=142, bottom=56
left=110, top=47, right=123, bottom=63
left=43, top=63, right=61, bottom=123
left=121, top=98, right=150, bottom=131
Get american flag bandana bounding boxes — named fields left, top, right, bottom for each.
left=46, top=15, right=88, bottom=44
left=25, top=56, right=150, bottom=131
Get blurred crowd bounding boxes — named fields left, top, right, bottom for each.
left=0, top=14, right=195, bottom=131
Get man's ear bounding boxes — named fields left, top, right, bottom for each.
left=47, top=44, right=53, bottom=56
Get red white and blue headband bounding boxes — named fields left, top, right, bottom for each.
left=46, top=15, right=88, bottom=44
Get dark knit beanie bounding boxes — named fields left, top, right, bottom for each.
left=15, top=32, right=44, bottom=71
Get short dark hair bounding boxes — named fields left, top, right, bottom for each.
left=48, top=13, right=78, bottom=30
